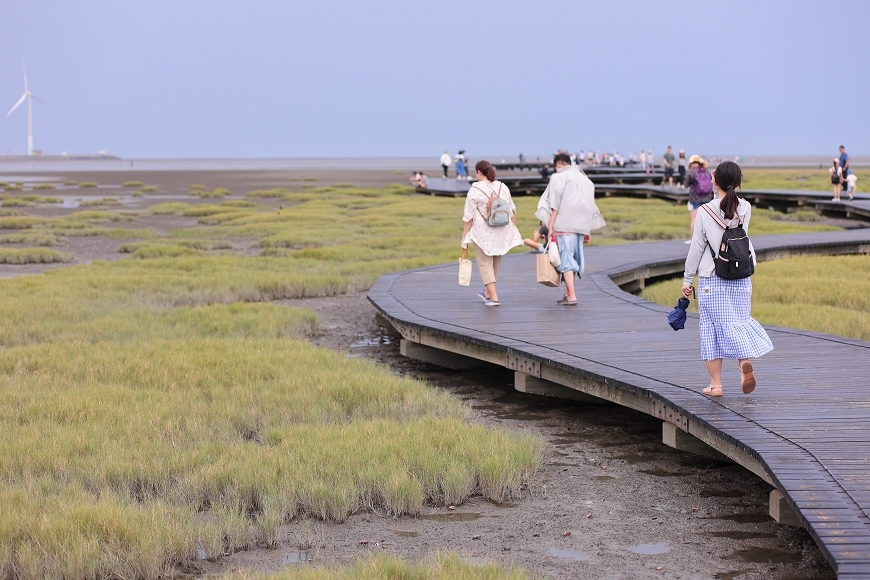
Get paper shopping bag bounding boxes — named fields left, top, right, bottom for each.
left=536, top=252, right=560, bottom=287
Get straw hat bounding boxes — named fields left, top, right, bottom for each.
left=688, top=154, right=708, bottom=168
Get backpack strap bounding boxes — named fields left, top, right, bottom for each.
left=701, top=203, right=742, bottom=228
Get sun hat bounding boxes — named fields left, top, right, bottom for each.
left=687, top=154, right=708, bottom=168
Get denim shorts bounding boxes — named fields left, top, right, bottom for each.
left=556, top=233, right=585, bottom=274
left=688, top=200, right=705, bottom=211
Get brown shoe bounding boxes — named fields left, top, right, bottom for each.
left=740, top=361, right=756, bottom=394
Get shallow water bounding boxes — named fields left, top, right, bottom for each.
left=628, top=542, right=671, bottom=555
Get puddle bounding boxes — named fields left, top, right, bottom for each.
left=594, top=475, right=615, bottom=481
left=714, top=571, right=753, bottom=580
left=419, top=512, right=481, bottom=522
left=700, top=488, right=747, bottom=498
left=393, top=530, right=418, bottom=538
left=639, top=468, right=694, bottom=477
left=282, top=550, right=314, bottom=564
left=628, top=542, right=670, bottom=555
left=547, top=547, right=587, bottom=561
left=726, top=546, right=802, bottom=564
left=715, top=512, right=772, bottom=524
left=61, top=199, right=81, bottom=208
left=704, top=530, right=777, bottom=540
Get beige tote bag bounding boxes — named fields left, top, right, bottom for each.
left=458, top=249, right=472, bottom=286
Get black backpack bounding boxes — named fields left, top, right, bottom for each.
left=702, top=204, right=754, bottom=280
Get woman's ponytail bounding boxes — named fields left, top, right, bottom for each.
left=714, top=161, right=743, bottom=220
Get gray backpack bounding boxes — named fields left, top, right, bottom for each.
left=478, top=184, right=510, bottom=227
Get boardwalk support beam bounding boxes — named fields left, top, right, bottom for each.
left=769, top=489, right=803, bottom=527
left=662, top=422, right=730, bottom=462
left=515, top=373, right=606, bottom=403
left=399, top=339, right=483, bottom=370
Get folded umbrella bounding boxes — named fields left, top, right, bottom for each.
left=667, top=297, right=690, bottom=331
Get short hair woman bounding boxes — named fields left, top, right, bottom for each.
left=681, top=161, right=773, bottom=397
left=460, top=160, right=523, bottom=306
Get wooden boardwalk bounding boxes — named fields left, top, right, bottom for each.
left=369, top=229, right=870, bottom=578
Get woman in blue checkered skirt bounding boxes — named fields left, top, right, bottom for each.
left=681, top=161, right=773, bottom=397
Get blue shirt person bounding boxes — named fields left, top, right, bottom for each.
left=839, top=145, right=851, bottom=176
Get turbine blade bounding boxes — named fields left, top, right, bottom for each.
left=31, top=94, right=47, bottom=106
left=23, top=61, right=28, bottom=92
left=6, top=93, right=26, bottom=117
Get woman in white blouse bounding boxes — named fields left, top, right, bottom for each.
left=460, top=160, right=523, bottom=306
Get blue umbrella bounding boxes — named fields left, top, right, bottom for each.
left=668, top=297, right=690, bottom=331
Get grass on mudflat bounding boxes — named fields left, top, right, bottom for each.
left=0, top=232, right=64, bottom=246
left=224, top=553, right=533, bottom=580
left=640, top=254, right=870, bottom=341
left=0, top=247, right=72, bottom=263
left=742, top=167, right=868, bottom=192
left=122, top=180, right=144, bottom=187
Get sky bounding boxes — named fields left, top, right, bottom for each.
left=2, top=0, right=868, bottom=159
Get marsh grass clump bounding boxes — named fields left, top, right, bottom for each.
left=1, top=198, right=31, bottom=207
left=0, top=247, right=73, bottom=264
left=189, top=183, right=208, bottom=191
left=247, top=188, right=293, bottom=199
left=190, top=187, right=232, bottom=198
left=0, top=232, right=64, bottom=246
left=139, top=185, right=158, bottom=192
left=3, top=184, right=23, bottom=191
left=0, top=209, right=27, bottom=217
left=147, top=202, right=192, bottom=215
left=120, top=239, right=232, bottom=253
left=122, top=180, right=144, bottom=187
left=79, top=181, right=98, bottom=188
left=64, top=180, right=78, bottom=186
left=80, top=197, right=120, bottom=207
left=303, top=177, right=318, bottom=181
left=641, top=254, right=870, bottom=341
left=132, top=190, right=144, bottom=197
left=32, top=183, right=56, bottom=190
left=224, top=552, right=533, bottom=580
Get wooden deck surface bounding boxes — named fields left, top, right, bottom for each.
left=368, top=229, right=870, bottom=578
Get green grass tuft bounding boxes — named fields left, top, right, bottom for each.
left=79, top=181, right=98, bottom=188
left=0, top=248, right=73, bottom=264
left=32, top=183, right=56, bottom=190
left=224, top=552, right=533, bottom=580
left=0, top=232, right=64, bottom=246
left=139, top=185, right=158, bottom=192
left=122, top=181, right=144, bottom=188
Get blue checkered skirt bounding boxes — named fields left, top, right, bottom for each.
left=697, top=276, right=773, bottom=361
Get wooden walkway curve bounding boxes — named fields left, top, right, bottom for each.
left=368, top=229, right=870, bottom=578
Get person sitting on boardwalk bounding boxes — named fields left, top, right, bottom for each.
left=681, top=161, right=773, bottom=397
left=683, top=155, right=714, bottom=241
left=460, top=160, right=523, bottom=306
left=536, top=153, right=599, bottom=306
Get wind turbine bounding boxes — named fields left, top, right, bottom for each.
left=7, top=62, right=46, bottom=156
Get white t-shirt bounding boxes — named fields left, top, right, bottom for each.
left=440, top=153, right=452, bottom=166
left=846, top=174, right=857, bottom=188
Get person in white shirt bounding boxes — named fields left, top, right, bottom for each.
left=440, top=150, right=452, bottom=178
left=460, top=160, right=523, bottom=306
left=829, top=159, right=843, bottom=201
left=845, top=173, right=857, bottom=200
left=535, top=153, right=604, bottom=305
